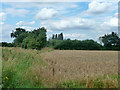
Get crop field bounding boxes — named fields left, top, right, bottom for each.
left=1, top=47, right=119, bottom=88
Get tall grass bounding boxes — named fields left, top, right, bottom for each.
left=57, top=75, right=118, bottom=88
left=2, top=47, right=46, bottom=88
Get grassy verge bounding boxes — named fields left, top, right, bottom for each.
left=2, top=47, right=47, bottom=88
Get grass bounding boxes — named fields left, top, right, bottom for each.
left=1, top=47, right=119, bottom=88
left=57, top=75, right=119, bottom=88
left=2, top=47, right=46, bottom=88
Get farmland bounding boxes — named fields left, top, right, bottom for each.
left=2, top=47, right=119, bottom=88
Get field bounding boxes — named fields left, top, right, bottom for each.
left=1, top=47, right=119, bottom=88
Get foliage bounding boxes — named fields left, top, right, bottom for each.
left=47, top=39, right=102, bottom=50
left=10, top=27, right=47, bottom=50
left=13, top=32, right=28, bottom=47
left=11, top=28, right=28, bottom=47
left=51, top=33, right=63, bottom=40
left=0, top=42, right=13, bottom=47
left=22, top=27, right=47, bottom=50
left=11, top=28, right=27, bottom=38
left=99, top=32, right=120, bottom=50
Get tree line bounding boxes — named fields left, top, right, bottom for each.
left=0, top=27, right=120, bottom=50
left=47, top=39, right=102, bottom=50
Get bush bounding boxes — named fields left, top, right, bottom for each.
left=48, top=39, right=102, bottom=50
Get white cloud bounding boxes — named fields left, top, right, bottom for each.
left=105, top=17, right=118, bottom=27
left=64, top=33, right=86, bottom=38
left=16, top=21, right=35, bottom=26
left=35, top=8, right=59, bottom=20
left=114, top=13, right=118, bottom=18
left=0, top=12, right=6, bottom=21
left=5, top=8, right=29, bottom=17
left=104, top=13, right=118, bottom=27
left=41, top=17, right=95, bottom=31
left=16, top=26, right=33, bottom=31
left=47, top=29, right=53, bottom=33
left=40, top=14, right=118, bottom=41
left=83, top=1, right=114, bottom=15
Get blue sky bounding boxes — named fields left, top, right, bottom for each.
left=0, top=1, right=118, bottom=43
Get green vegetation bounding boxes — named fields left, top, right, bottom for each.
left=0, top=42, right=13, bottom=47
left=57, top=75, right=118, bottom=88
left=47, top=39, right=102, bottom=50
left=99, top=32, right=120, bottom=50
left=47, top=32, right=120, bottom=50
left=22, top=27, right=47, bottom=50
left=51, top=33, right=63, bottom=40
left=10, top=27, right=47, bottom=50
left=2, top=47, right=46, bottom=88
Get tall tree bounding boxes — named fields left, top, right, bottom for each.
left=11, top=28, right=26, bottom=38
left=99, top=32, right=119, bottom=49
left=11, top=28, right=28, bottom=46
left=57, top=33, right=63, bottom=40
left=55, top=34, right=57, bottom=39
left=52, top=34, right=55, bottom=39
left=60, top=33, right=63, bottom=40
left=22, top=27, right=47, bottom=50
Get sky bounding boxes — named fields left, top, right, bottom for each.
left=0, top=1, right=119, bottom=43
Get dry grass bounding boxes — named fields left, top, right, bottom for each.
left=40, top=50, right=118, bottom=87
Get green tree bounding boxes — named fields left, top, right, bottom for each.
left=55, top=34, right=57, bottom=39
left=99, top=32, right=119, bottom=50
left=11, top=28, right=26, bottom=38
left=22, top=27, right=47, bottom=50
left=11, top=28, right=28, bottom=46
left=52, top=34, right=55, bottom=39
left=58, top=33, right=63, bottom=40
left=13, top=32, right=28, bottom=47
left=82, top=40, right=102, bottom=50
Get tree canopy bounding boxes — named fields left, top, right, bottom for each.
left=22, top=27, right=47, bottom=50
left=10, top=27, right=47, bottom=50
left=99, top=32, right=120, bottom=50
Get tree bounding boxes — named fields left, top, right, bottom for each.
left=11, top=28, right=28, bottom=46
left=60, top=33, right=63, bottom=40
left=82, top=40, right=102, bottom=50
left=11, top=28, right=26, bottom=38
left=52, top=34, right=55, bottom=39
left=13, top=32, right=28, bottom=46
left=51, top=33, right=63, bottom=40
left=99, top=32, right=119, bottom=50
left=58, top=33, right=63, bottom=40
left=53, top=39, right=102, bottom=50
left=22, top=27, right=47, bottom=50
left=55, top=34, right=57, bottom=39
